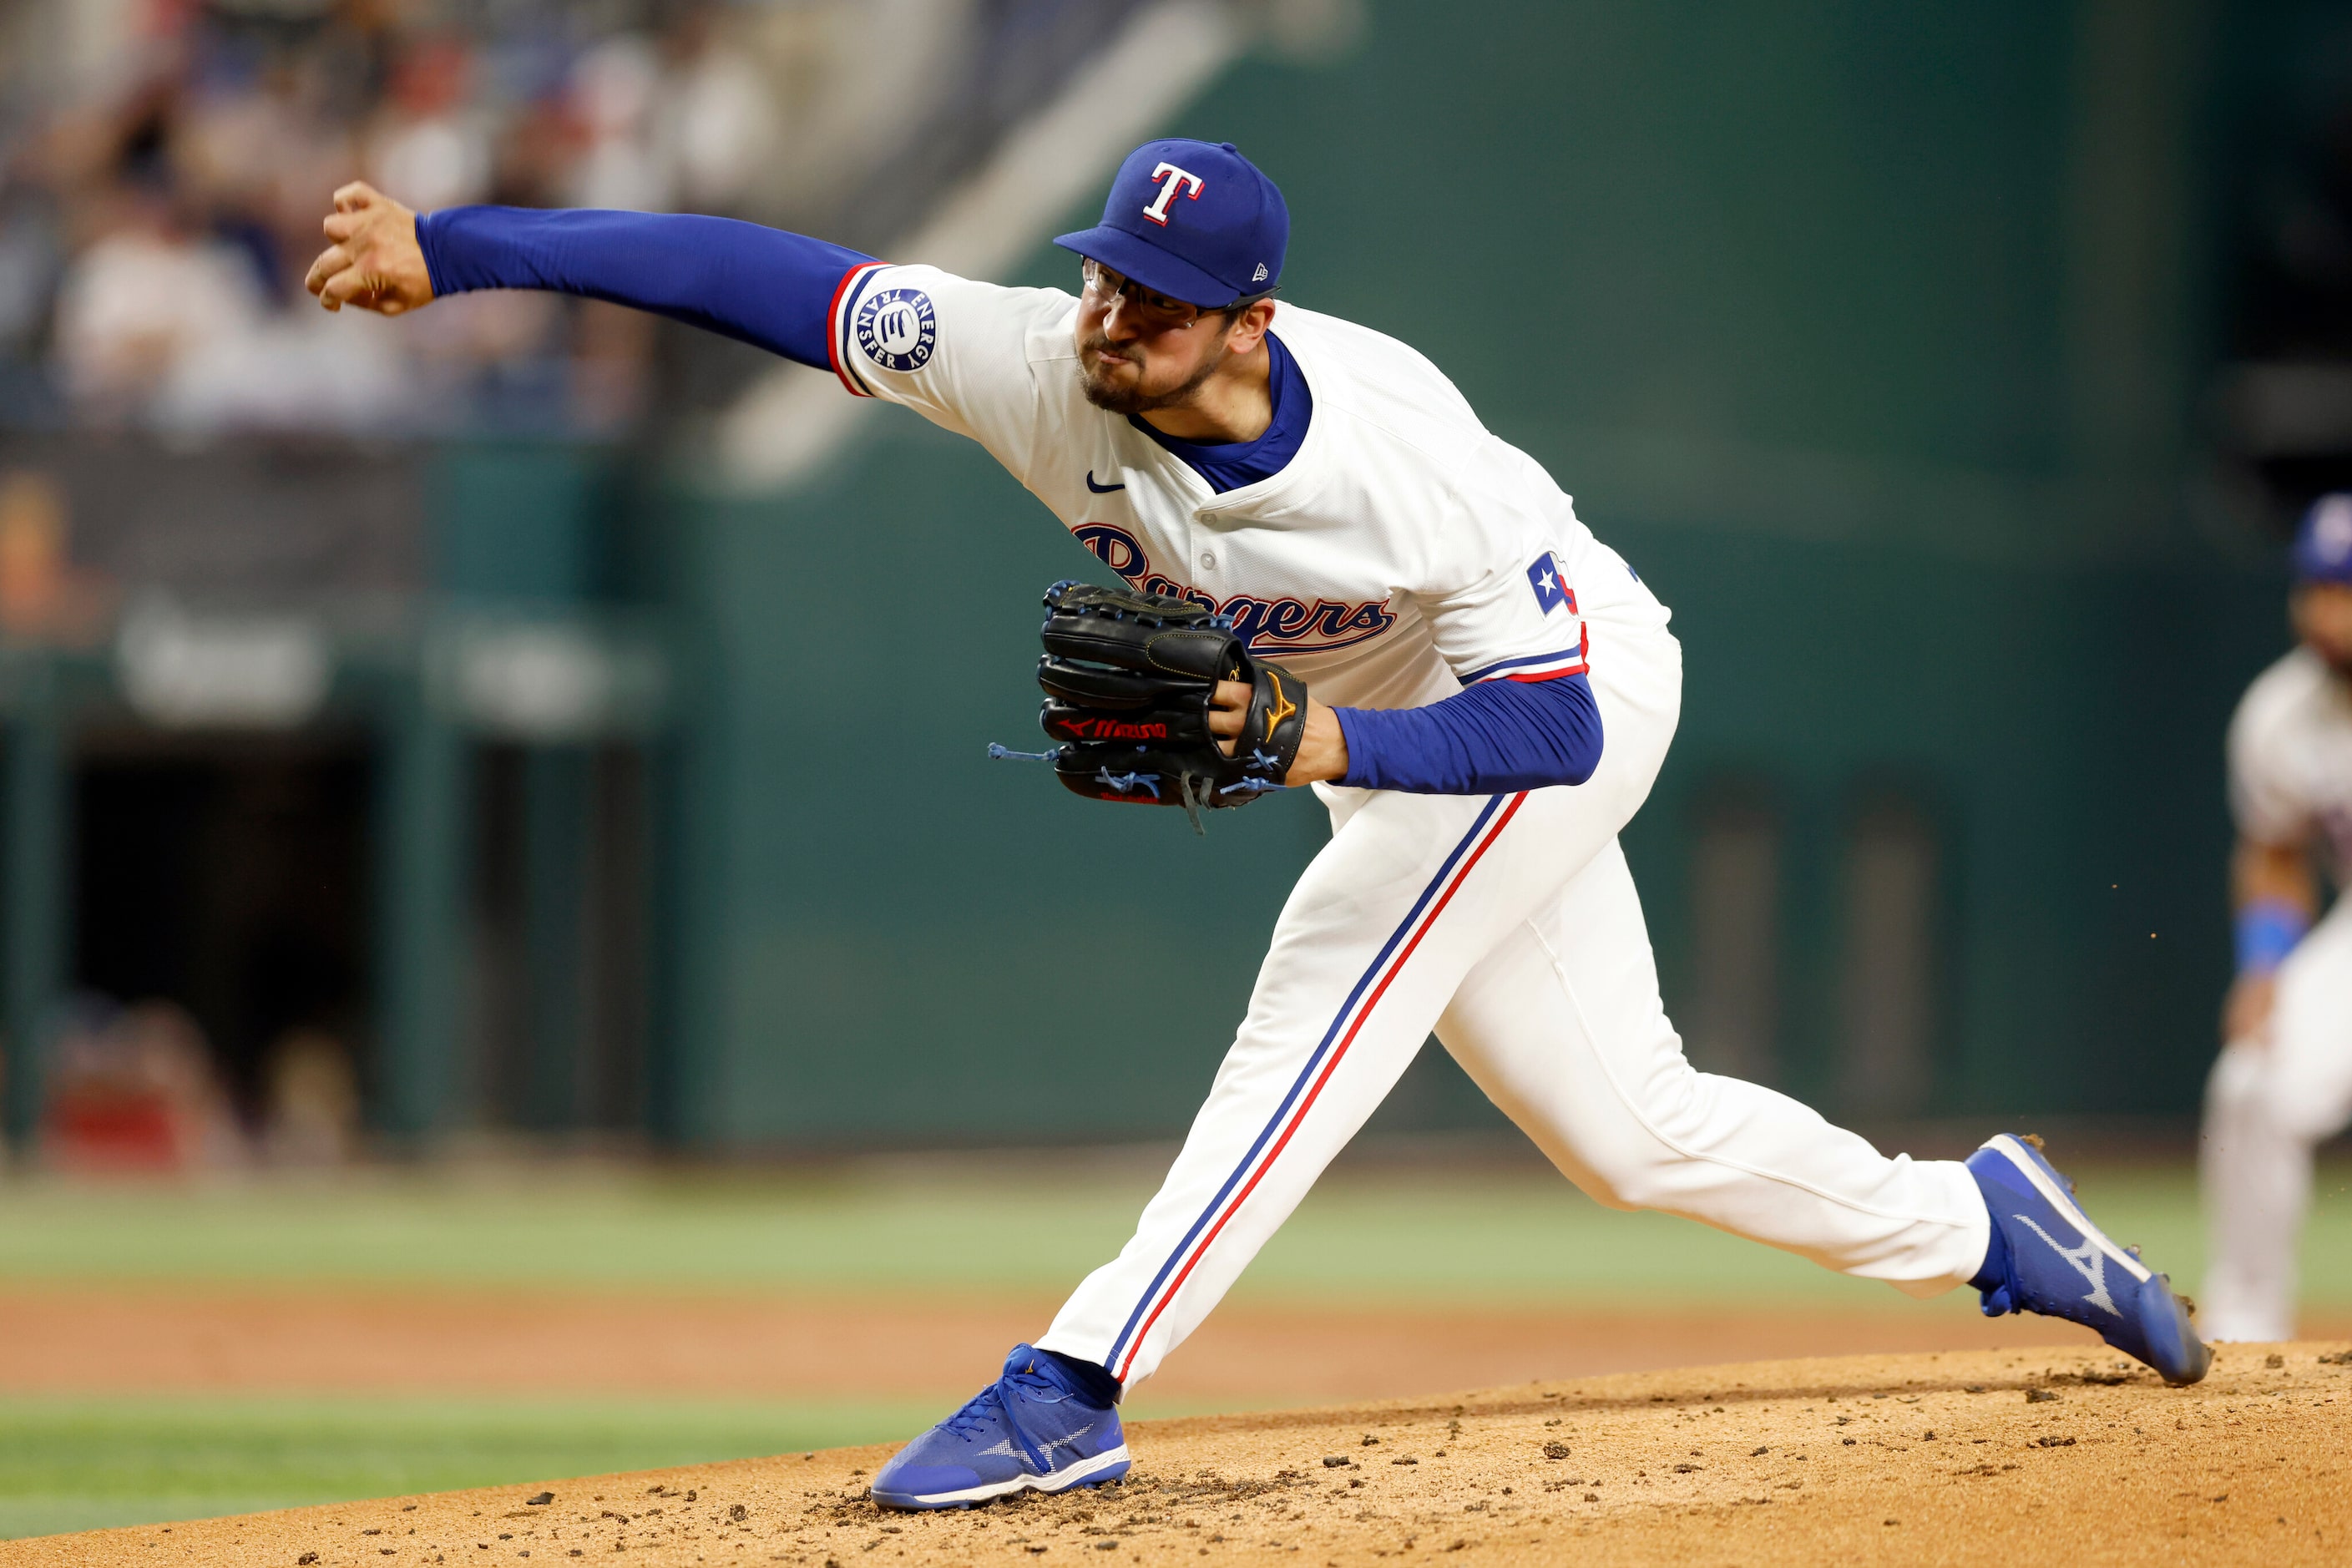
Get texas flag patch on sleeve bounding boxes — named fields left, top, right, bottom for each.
left=1526, top=552, right=1575, bottom=615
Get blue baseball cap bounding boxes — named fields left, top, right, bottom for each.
left=2293, top=493, right=2352, bottom=584
left=1054, top=139, right=1287, bottom=309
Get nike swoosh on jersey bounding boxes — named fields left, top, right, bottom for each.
left=1085, top=471, right=1125, bottom=493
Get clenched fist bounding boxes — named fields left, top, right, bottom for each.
left=305, top=183, right=435, bottom=316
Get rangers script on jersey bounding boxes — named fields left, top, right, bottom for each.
left=824, top=263, right=1662, bottom=711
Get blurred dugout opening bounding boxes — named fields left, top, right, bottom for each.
left=0, top=430, right=670, bottom=1167
left=71, top=732, right=369, bottom=1164
left=43, top=729, right=659, bottom=1171
left=46, top=731, right=655, bottom=1171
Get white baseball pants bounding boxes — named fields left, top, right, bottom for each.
left=2199, top=898, right=2352, bottom=1343
left=1039, top=567, right=1991, bottom=1388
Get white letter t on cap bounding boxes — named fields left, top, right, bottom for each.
left=1141, top=163, right=1205, bottom=225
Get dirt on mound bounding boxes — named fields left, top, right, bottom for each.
left=10, top=1344, right=2349, bottom=1567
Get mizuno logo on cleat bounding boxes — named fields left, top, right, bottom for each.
left=2013, top=1212, right=2120, bottom=1316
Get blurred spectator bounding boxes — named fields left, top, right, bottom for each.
left=0, top=469, right=113, bottom=643
left=51, top=178, right=264, bottom=422
left=42, top=997, right=248, bottom=1174
left=262, top=1027, right=361, bottom=1166
left=567, top=34, right=669, bottom=214
left=655, top=6, right=779, bottom=214
left=174, top=48, right=360, bottom=301
left=0, top=190, right=63, bottom=363
left=0, top=0, right=1041, bottom=439
left=0, top=469, right=68, bottom=625
left=572, top=298, right=658, bottom=433
left=153, top=297, right=417, bottom=435
left=365, top=37, right=492, bottom=215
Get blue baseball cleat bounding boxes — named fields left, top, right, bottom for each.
left=870, top=1344, right=1131, bottom=1510
left=1967, top=1133, right=2210, bottom=1386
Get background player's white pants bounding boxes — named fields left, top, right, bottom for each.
left=1039, top=584, right=1990, bottom=1387
left=2200, top=899, right=2352, bottom=1343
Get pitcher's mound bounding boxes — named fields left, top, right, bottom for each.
left=8, top=1344, right=2349, bottom=1567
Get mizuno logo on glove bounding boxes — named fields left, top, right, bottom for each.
left=1262, top=675, right=1297, bottom=739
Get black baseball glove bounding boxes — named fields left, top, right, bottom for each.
left=990, top=579, right=1309, bottom=832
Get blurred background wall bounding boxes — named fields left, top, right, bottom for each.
left=0, top=0, right=2342, bottom=1160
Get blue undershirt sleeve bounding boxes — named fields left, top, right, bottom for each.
left=415, top=207, right=876, bottom=371
left=1332, top=674, right=1603, bottom=795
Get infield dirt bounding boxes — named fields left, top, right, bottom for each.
left=10, top=1343, right=2348, bottom=1567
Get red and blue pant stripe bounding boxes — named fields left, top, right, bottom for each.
left=1103, top=791, right=1530, bottom=1381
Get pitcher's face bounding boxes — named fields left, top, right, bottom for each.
left=2293, top=580, right=2352, bottom=678
left=1073, top=260, right=1247, bottom=417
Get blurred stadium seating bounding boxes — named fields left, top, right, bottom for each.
left=0, top=0, right=2340, bottom=1159
left=0, top=0, right=1167, bottom=436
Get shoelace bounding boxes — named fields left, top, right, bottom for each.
left=938, top=1368, right=1062, bottom=1475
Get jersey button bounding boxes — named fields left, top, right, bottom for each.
left=1200, top=551, right=1216, bottom=570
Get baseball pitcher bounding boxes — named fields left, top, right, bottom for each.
left=307, top=138, right=2211, bottom=1509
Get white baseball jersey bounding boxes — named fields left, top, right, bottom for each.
left=2205, top=645, right=2352, bottom=1343
left=823, top=263, right=1659, bottom=711
left=2229, top=646, right=2352, bottom=888
left=814, top=262, right=1994, bottom=1390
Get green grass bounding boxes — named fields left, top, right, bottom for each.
left=0, top=1394, right=935, bottom=1541
left=5, top=1155, right=2350, bottom=1540
left=1247, top=1161, right=2352, bottom=1306
left=2, top=1158, right=2349, bottom=1306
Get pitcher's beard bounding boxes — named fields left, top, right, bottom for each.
left=1079, top=334, right=1226, bottom=416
